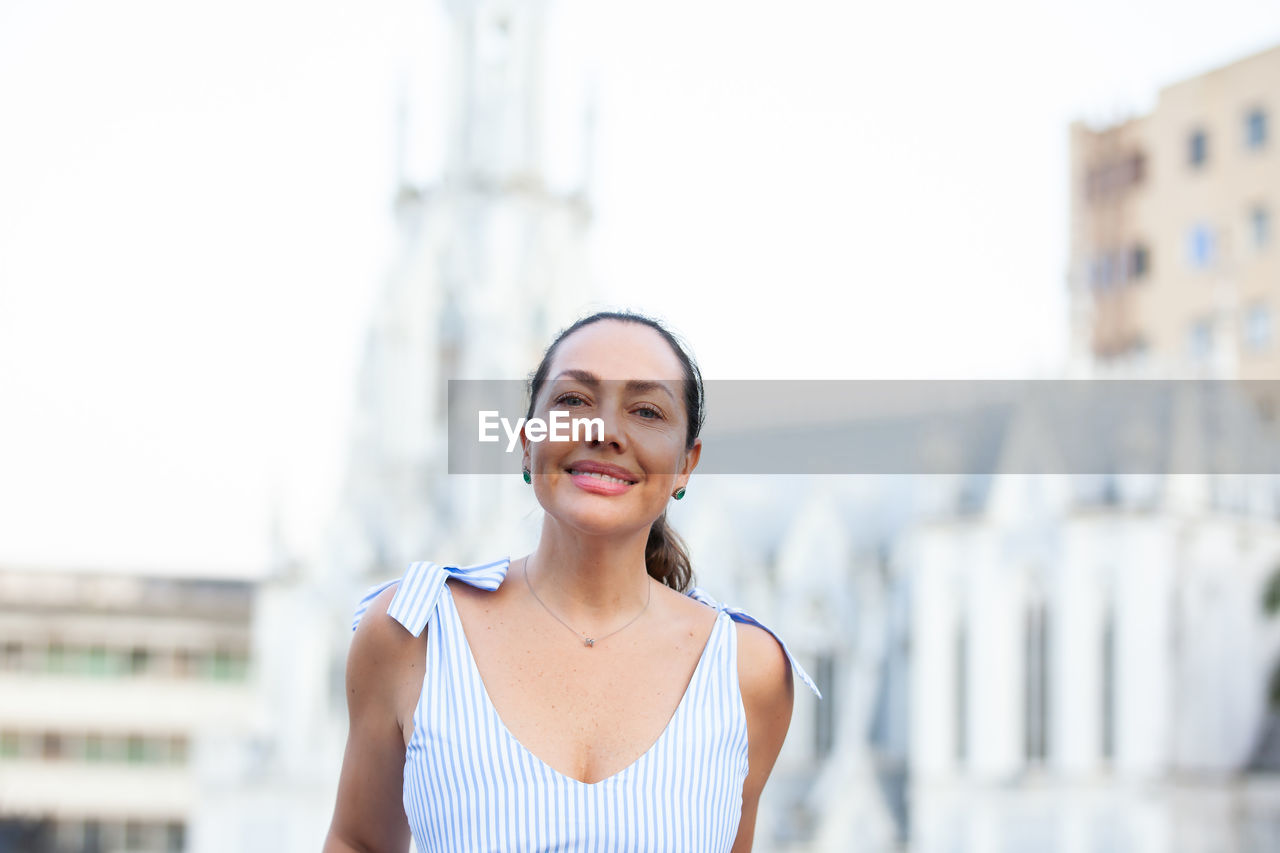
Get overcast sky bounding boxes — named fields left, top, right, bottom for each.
left=1, top=0, right=1278, bottom=576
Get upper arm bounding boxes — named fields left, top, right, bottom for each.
left=731, top=621, right=796, bottom=853
left=324, top=584, right=418, bottom=853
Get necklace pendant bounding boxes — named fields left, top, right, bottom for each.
left=584, top=638, right=594, bottom=647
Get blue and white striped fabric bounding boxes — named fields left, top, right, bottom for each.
left=683, top=585, right=823, bottom=701
left=351, top=556, right=821, bottom=852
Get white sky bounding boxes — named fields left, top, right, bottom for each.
left=1, top=0, right=1278, bottom=576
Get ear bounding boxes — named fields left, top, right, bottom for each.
left=677, top=437, right=702, bottom=485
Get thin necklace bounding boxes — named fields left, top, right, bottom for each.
left=523, top=554, right=652, bottom=648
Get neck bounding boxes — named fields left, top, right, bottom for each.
left=525, top=521, right=654, bottom=627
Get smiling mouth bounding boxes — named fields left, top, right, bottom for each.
left=567, top=468, right=637, bottom=486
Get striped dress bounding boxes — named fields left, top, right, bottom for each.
left=351, top=557, right=822, bottom=853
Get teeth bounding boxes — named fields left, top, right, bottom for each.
left=572, top=470, right=632, bottom=485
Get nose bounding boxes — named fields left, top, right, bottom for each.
left=588, top=401, right=626, bottom=451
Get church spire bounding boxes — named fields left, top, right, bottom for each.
left=443, top=0, right=551, bottom=186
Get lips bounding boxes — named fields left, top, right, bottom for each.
left=564, top=460, right=639, bottom=484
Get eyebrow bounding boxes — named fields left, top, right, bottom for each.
left=551, top=369, right=677, bottom=402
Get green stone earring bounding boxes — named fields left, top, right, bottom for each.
left=673, top=487, right=686, bottom=500
left=523, top=468, right=531, bottom=484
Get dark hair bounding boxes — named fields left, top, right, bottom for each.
left=524, top=310, right=706, bottom=592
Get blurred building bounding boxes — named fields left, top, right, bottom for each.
left=306, top=0, right=910, bottom=848
left=198, top=2, right=597, bottom=852
left=907, top=43, right=1280, bottom=853
left=0, top=568, right=254, bottom=853
left=1067, top=44, right=1280, bottom=385
left=335, top=0, right=594, bottom=576
left=666, top=476, right=912, bottom=852
left=907, top=455, right=1280, bottom=852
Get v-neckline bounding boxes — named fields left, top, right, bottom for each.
left=440, top=575, right=724, bottom=788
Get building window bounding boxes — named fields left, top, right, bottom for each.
left=1101, top=602, right=1116, bottom=762
left=1089, top=257, right=1105, bottom=291
left=1245, top=303, right=1273, bottom=351
left=1188, top=316, right=1214, bottom=362
left=1188, top=128, right=1208, bottom=168
left=126, top=735, right=146, bottom=764
left=1247, top=108, right=1268, bottom=149
left=42, top=733, right=65, bottom=760
left=174, top=648, right=196, bottom=677
left=1085, top=152, right=1147, bottom=201
left=124, top=821, right=144, bottom=851
left=167, top=822, right=186, bottom=853
left=1129, top=244, right=1150, bottom=280
left=955, top=618, right=968, bottom=765
left=1131, top=152, right=1146, bottom=183
left=1251, top=205, right=1271, bottom=250
left=54, top=820, right=89, bottom=851
left=1187, top=224, right=1216, bottom=268
left=1, top=729, right=188, bottom=766
left=1102, top=252, right=1119, bottom=290
left=212, top=649, right=233, bottom=680
left=1092, top=249, right=1141, bottom=292
left=1024, top=601, right=1050, bottom=763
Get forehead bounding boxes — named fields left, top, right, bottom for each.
left=548, top=321, right=685, bottom=381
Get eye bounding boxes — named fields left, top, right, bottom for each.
left=555, top=392, right=588, bottom=407
left=635, top=405, right=664, bottom=420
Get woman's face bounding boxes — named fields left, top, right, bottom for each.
left=522, top=320, right=701, bottom=539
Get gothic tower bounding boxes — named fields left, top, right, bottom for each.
left=341, top=0, right=595, bottom=578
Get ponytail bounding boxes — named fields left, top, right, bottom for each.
left=645, top=511, right=694, bottom=592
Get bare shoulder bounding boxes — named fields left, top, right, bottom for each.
left=351, top=582, right=409, bottom=659
left=729, top=620, right=797, bottom=852
left=735, top=621, right=796, bottom=714
left=327, top=583, right=418, bottom=852
left=347, top=583, right=425, bottom=727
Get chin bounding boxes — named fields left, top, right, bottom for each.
left=550, top=505, right=654, bottom=539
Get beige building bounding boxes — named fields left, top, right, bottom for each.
left=899, top=40, right=1280, bottom=853
left=0, top=568, right=255, bottom=852
left=1069, top=43, right=1279, bottom=386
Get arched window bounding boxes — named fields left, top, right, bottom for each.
left=1024, top=597, right=1050, bottom=763
left=955, top=616, right=969, bottom=766
left=1101, top=598, right=1117, bottom=763
left=1188, top=128, right=1209, bottom=168
left=813, top=652, right=837, bottom=760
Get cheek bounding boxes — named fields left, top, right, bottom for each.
left=644, top=443, right=686, bottom=477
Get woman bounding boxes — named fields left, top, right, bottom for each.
left=325, top=310, right=822, bottom=852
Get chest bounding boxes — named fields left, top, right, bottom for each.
left=436, top=586, right=722, bottom=786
